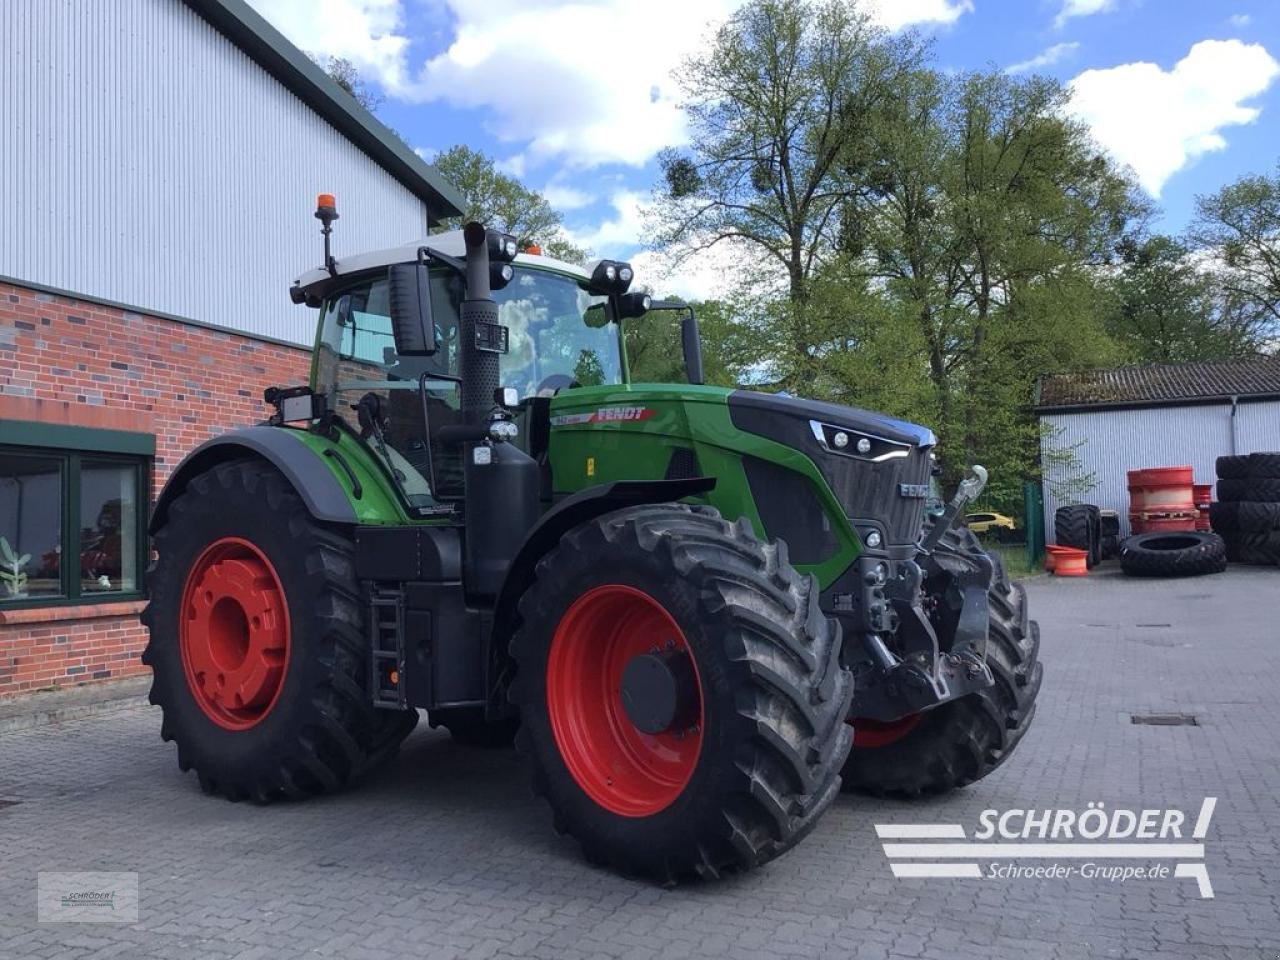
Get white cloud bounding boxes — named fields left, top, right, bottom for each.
left=246, top=0, right=409, bottom=88
left=1054, top=0, right=1116, bottom=28
left=250, top=0, right=976, bottom=171
left=1228, top=13, right=1252, bottom=28
left=565, top=192, right=649, bottom=257
left=542, top=184, right=594, bottom=212
left=629, top=241, right=767, bottom=303
left=1007, top=41, right=1081, bottom=74
left=1069, top=39, right=1280, bottom=196
left=412, top=145, right=437, bottom=162
left=862, top=0, right=973, bottom=31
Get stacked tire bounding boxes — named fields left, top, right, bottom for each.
left=1055, top=504, right=1101, bottom=566
left=1210, top=452, right=1280, bottom=566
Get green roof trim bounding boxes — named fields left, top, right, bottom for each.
left=0, top=420, right=156, bottom=457
left=182, top=0, right=465, bottom=223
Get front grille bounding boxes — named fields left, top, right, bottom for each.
left=813, top=447, right=931, bottom=546
left=742, top=457, right=839, bottom=564
left=725, top=391, right=934, bottom=549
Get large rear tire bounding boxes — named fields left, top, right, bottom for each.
left=841, top=527, right=1043, bottom=797
left=509, top=504, right=853, bottom=881
left=141, top=459, right=417, bottom=801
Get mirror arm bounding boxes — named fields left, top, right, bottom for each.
left=416, top=245, right=465, bottom=276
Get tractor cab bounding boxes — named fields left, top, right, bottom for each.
left=292, top=228, right=626, bottom=510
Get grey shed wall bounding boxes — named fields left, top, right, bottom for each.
left=1, top=0, right=432, bottom=346
left=1039, top=400, right=1280, bottom=540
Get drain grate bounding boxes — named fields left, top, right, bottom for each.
left=0, top=799, right=20, bottom=810
left=1131, top=713, right=1198, bottom=726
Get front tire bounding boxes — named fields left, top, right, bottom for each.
left=509, top=504, right=853, bottom=881
left=141, top=459, right=417, bottom=801
left=841, top=527, right=1043, bottom=797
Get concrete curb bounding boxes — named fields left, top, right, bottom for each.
left=0, top=676, right=151, bottom=734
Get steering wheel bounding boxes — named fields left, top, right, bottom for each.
left=535, top=373, right=579, bottom=397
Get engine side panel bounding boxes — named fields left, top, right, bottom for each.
left=545, top=384, right=864, bottom=590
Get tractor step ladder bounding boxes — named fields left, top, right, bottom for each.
left=369, top=584, right=407, bottom=709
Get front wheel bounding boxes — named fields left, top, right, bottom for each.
left=509, top=504, right=853, bottom=882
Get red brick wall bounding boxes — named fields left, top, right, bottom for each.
left=0, top=280, right=312, bottom=697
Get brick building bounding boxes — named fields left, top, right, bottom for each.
left=0, top=0, right=462, bottom=696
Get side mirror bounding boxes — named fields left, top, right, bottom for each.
left=682, top=312, right=704, bottom=385
left=387, top=263, right=437, bottom=356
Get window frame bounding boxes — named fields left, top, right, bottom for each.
left=0, top=433, right=152, bottom=610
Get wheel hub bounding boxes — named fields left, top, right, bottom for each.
left=180, top=537, right=290, bottom=731
left=620, top=649, right=698, bottom=735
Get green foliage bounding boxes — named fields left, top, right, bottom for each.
left=1104, top=236, right=1267, bottom=362
left=0, top=536, right=31, bottom=597
left=624, top=299, right=766, bottom=387
left=432, top=146, right=587, bottom=264
left=1189, top=163, right=1280, bottom=344
left=310, top=54, right=385, bottom=113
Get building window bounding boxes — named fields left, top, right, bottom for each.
left=0, top=446, right=149, bottom=608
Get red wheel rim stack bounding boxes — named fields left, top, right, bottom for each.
left=1128, top=466, right=1197, bottom=534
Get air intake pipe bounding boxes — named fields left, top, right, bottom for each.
left=460, top=221, right=500, bottom=425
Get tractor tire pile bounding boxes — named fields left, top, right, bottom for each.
left=1210, top=453, right=1280, bottom=566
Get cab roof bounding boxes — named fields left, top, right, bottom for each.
left=291, top=229, right=590, bottom=306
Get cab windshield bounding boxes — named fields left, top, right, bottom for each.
left=311, top=264, right=619, bottom=510
left=313, top=265, right=620, bottom=400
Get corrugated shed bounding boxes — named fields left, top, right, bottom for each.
left=2, top=0, right=435, bottom=345
left=1040, top=400, right=1280, bottom=539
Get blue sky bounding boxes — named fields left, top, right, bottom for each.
left=250, top=0, right=1280, bottom=298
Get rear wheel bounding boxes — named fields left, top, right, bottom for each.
left=141, top=459, right=417, bottom=801
left=509, top=504, right=853, bottom=881
left=841, top=526, right=1043, bottom=797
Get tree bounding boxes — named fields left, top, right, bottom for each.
left=311, top=54, right=384, bottom=113
left=1189, top=164, right=1280, bottom=346
left=1105, top=236, right=1267, bottom=361
left=432, top=146, right=587, bottom=263
left=650, top=0, right=925, bottom=387
left=624, top=300, right=767, bottom=387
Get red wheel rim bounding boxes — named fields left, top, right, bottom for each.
left=546, top=584, right=703, bottom=818
left=179, top=537, right=290, bottom=731
left=852, top=713, right=922, bottom=748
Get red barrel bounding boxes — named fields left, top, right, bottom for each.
left=1193, top=483, right=1212, bottom=532
left=1128, top=466, right=1196, bottom=534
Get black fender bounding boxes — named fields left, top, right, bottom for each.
left=485, top=476, right=716, bottom=715
left=149, top=426, right=358, bottom=534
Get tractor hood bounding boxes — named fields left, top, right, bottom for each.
left=728, top=390, right=937, bottom=449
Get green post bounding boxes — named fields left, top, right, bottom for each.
left=1024, top=481, right=1045, bottom=569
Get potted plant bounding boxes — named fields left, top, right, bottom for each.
left=0, top=536, right=31, bottom=599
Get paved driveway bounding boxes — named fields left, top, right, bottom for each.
left=2, top=566, right=1279, bottom=960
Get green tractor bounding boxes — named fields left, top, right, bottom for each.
left=142, top=199, right=1042, bottom=881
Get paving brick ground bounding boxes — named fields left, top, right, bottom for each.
left=2, top=564, right=1279, bottom=959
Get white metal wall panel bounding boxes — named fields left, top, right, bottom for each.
left=1, top=0, right=432, bottom=345
left=1040, top=401, right=1280, bottom=540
